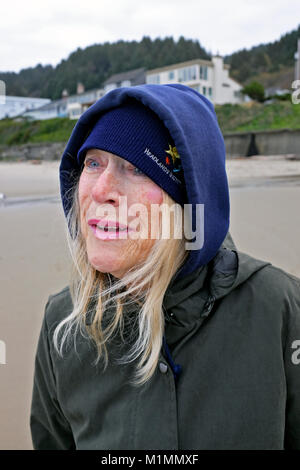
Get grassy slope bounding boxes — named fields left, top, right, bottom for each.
left=215, top=100, right=300, bottom=133
left=0, top=100, right=299, bottom=146
left=0, top=117, right=76, bottom=146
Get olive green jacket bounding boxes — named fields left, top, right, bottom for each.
left=30, top=233, right=300, bottom=450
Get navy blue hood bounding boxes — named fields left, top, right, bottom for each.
left=59, top=84, right=230, bottom=281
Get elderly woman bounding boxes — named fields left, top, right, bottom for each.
left=30, top=84, right=300, bottom=450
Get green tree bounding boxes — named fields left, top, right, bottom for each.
left=242, top=81, right=265, bottom=102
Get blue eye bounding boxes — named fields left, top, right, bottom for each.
left=133, top=167, right=145, bottom=176
left=84, top=158, right=146, bottom=177
left=85, top=158, right=99, bottom=168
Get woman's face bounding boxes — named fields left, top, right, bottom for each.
left=78, top=148, right=163, bottom=278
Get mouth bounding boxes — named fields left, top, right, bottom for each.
left=87, top=219, right=131, bottom=239
left=92, top=225, right=127, bottom=232
left=89, top=223, right=128, bottom=232
left=88, top=219, right=128, bottom=233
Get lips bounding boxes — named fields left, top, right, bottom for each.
left=88, top=219, right=129, bottom=232
left=87, top=218, right=135, bottom=241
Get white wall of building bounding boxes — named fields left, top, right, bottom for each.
left=146, top=56, right=244, bottom=105
left=0, top=96, right=50, bottom=119
left=22, top=88, right=105, bottom=121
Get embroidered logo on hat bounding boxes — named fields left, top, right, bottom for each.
left=165, top=144, right=182, bottom=173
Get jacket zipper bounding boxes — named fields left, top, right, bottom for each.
left=203, top=294, right=216, bottom=316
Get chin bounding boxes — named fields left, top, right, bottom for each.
left=88, top=254, right=123, bottom=276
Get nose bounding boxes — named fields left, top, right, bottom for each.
left=91, top=165, right=122, bottom=206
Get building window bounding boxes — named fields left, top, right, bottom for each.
left=168, top=71, right=175, bottom=80
left=192, top=85, right=201, bottom=93
left=105, top=83, right=117, bottom=92
left=147, top=74, right=160, bottom=84
left=178, top=68, right=184, bottom=82
left=200, top=65, right=208, bottom=80
left=222, top=83, right=230, bottom=87
left=203, top=86, right=207, bottom=96
left=208, top=87, right=212, bottom=97
left=70, top=108, right=81, bottom=118
left=121, top=80, right=131, bottom=87
left=178, top=65, right=197, bottom=82
left=190, top=65, right=197, bottom=80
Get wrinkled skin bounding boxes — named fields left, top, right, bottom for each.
left=78, top=148, right=163, bottom=279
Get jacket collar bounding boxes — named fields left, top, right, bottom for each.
left=164, top=230, right=271, bottom=308
left=163, top=230, right=237, bottom=313
left=161, top=231, right=271, bottom=346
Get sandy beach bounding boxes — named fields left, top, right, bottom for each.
left=0, top=156, right=300, bottom=449
left=0, top=160, right=61, bottom=197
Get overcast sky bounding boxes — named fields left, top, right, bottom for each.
left=1, top=0, right=299, bottom=73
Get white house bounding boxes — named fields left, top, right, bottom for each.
left=0, top=96, right=50, bottom=120
left=3, top=53, right=249, bottom=123
left=22, top=87, right=105, bottom=120
left=66, top=87, right=105, bottom=119
left=146, top=55, right=245, bottom=105
left=22, top=98, right=68, bottom=120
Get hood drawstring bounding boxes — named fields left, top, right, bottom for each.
left=162, top=336, right=182, bottom=383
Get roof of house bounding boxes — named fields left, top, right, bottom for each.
left=104, top=68, right=146, bottom=85
left=146, top=59, right=212, bottom=75
left=146, top=57, right=232, bottom=75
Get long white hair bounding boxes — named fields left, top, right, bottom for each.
left=53, top=179, right=189, bottom=387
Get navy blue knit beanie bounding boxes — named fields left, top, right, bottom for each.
left=77, top=99, right=186, bottom=205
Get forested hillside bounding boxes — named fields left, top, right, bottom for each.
left=224, top=25, right=300, bottom=83
left=0, top=37, right=209, bottom=99
left=0, top=25, right=299, bottom=100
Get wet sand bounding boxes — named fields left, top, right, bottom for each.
left=0, top=157, right=300, bottom=449
left=0, top=201, right=71, bottom=450
left=0, top=161, right=60, bottom=197
left=0, top=155, right=300, bottom=197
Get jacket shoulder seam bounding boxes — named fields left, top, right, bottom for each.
left=45, top=285, right=72, bottom=328
left=48, top=285, right=70, bottom=303
left=262, top=264, right=300, bottom=288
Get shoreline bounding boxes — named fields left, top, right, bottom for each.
left=0, top=156, right=300, bottom=203
left=0, top=173, right=300, bottom=209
